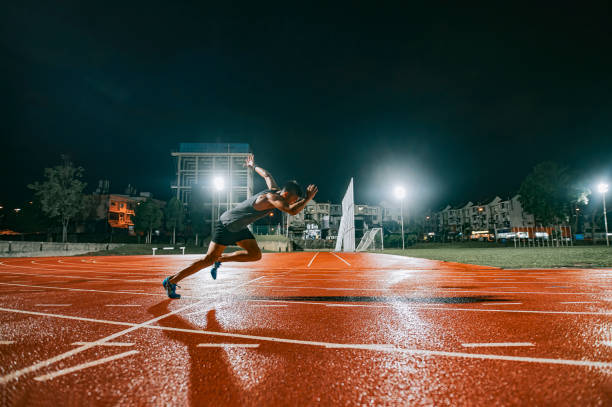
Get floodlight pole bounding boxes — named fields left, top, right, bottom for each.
left=603, top=190, right=609, bottom=247
left=400, top=198, right=405, bottom=250
left=211, top=189, right=215, bottom=236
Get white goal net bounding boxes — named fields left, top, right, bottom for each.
left=356, top=227, right=383, bottom=251
left=335, top=178, right=355, bottom=252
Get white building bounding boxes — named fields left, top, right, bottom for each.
left=432, top=195, right=535, bottom=236
left=171, top=143, right=253, bottom=217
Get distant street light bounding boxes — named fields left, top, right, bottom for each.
left=598, top=183, right=609, bottom=247
left=394, top=186, right=406, bottom=250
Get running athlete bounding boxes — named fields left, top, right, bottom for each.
left=163, top=154, right=318, bottom=298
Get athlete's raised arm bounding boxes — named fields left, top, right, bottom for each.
left=267, top=184, right=318, bottom=215
left=246, top=154, right=279, bottom=190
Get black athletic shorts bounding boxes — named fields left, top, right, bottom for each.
left=212, top=221, right=255, bottom=246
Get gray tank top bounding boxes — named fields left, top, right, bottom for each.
left=219, top=189, right=278, bottom=232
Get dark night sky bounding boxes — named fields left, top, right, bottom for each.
left=1, top=1, right=611, bottom=212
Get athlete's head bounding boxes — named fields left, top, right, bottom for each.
left=280, top=180, right=303, bottom=204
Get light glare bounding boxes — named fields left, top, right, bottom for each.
left=598, top=183, right=609, bottom=194
left=213, top=177, right=225, bottom=191
left=394, top=186, right=406, bottom=199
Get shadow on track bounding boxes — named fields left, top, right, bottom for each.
left=147, top=301, right=246, bottom=406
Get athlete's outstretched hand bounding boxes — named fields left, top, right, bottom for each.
left=244, top=154, right=255, bottom=168
left=306, top=184, right=318, bottom=200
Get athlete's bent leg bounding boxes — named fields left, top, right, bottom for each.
left=217, top=239, right=262, bottom=263
left=169, top=241, right=226, bottom=284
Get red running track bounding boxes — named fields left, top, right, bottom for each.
left=0, top=252, right=611, bottom=406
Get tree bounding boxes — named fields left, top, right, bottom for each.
left=76, top=194, right=103, bottom=234
left=28, top=156, right=87, bottom=242
left=518, top=162, right=588, bottom=226
left=4, top=201, right=52, bottom=236
left=134, top=200, right=163, bottom=244
left=164, top=197, right=185, bottom=244
left=190, top=207, right=209, bottom=246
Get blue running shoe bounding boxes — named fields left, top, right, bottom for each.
left=210, top=261, right=221, bottom=280
left=162, top=276, right=181, bottom=299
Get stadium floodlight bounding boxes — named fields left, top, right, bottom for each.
left=394, top=186, right=406, bottom=200
left=213, top=176, right=225, bottom=191
left=598, top=183, right=609, bottom=194
left=394, top=185, right=406, bottom=250
left=210, top=176, right=226, bottom=234
left=598, top=182, right=609, bottom=246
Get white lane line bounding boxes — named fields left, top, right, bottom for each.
left=0, top=341, right=15, bottom=345
left=147, top=326, right=612, bottom=369
left=104, top=304, right=142, bottom=307
left=307, top=252, right=320, bottom=268
left=239, top=299, right=612, bottom=316
left=35, top=304, right=71, bottom=307
left=33, top=350, right=139, bottom=381
left=330, top=252, right=351, bottom=266
left=2, top=261, right=171, bottom=276
left=185, top=310, right=214, bottom=316
left=197, top=343, right=260, bottom=348
left=247, top=299, right=326, bottom=306
left=482, top=303, right=523, bottom=306
left=326, top=304, right=390, bottom=308
left=600, top=341, right=612, bottom=347
left=0, top=270, right=158, bottom=283
left=560, top=302, right=599, bottom=304
left=0, top=299, right=204, bottom=384
left=251, top=304, right=288, bottom=307
left=253, top=285, right=385, bottom=291
left=0, top=275, right=265, bottom=384
left=325, top=344, right=396, bottom=350
left=461, top=342, right=535, bottom=348
left=0, top=307, right=136, bottom=327
left=71, top=341, right=134, bottom=347
left=0, top=282, right=202, bottom=299
left=241, top=283, right=598, bottom=295
left=1, top=306, right=610, bottom=369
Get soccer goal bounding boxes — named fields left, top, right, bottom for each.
left=334, top=178, right=355, bottom=252
left=356, top=228, right=384, bottom=251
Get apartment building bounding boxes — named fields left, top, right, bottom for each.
left=171, top=143, right=253, bottom=221
left=432, top=195, right=535, bottom=236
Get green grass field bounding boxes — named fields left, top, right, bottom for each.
left=383, top=246, right=612, bottom=269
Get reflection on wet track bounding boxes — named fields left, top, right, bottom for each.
left=0, top=252, right=610, bottom=405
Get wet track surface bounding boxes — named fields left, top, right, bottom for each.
left=0, top=252, right=611, bottom=406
